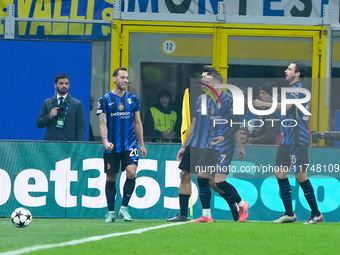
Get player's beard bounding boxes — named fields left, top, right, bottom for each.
left=116, top=82, right=127, bottom=91
left=286, top=76, right=296, bottom=85
left=57, top=87, right=69, bottom=95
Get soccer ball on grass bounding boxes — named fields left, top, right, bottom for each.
left=11, top=207, right=32, bottom=228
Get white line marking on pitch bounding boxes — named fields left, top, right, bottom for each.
left=1, top=222, right=187, bottom=255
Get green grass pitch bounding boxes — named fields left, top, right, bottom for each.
left=1, top=218, right=339, bottom=255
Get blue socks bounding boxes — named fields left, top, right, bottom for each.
left=105, top=181, right=116, bottom=212
left=299, top=179, right=320, bottom=216
left=278, top=178, right=294, bottom=216
left=198, top=178, right=211, bottom=209
left=122, top=178, right=136, bottom=207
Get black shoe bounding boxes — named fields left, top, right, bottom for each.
left=167, top=213, right=189, bottom=222
left=229, top=202, right=240, bottom=221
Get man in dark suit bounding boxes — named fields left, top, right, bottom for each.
left=36, top=73, right=86, bottom=141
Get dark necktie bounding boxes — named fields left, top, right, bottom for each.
left=59, top=97, right=64, bottom=105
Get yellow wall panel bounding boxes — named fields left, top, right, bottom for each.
left=333, top=42, right=340, bottom=61
left=160, top=38, right=213, bottom=57
left=229, top=39, right=312, bottom=60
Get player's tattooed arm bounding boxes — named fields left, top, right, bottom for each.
left=99, top=113, right=114, bottom=151
left=99, top=113, right=108, bottom=141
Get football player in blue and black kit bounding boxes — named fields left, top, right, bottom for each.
left=254, top=61, right=323, bottom=224
left=191, top=71, right=249, bottom=223
left=167, top=67, right=216, bottom=222
left=167, top=67, right=248, bottom=222
left=97, top=67, right=147, bottom=223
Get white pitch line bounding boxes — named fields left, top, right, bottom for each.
left=1, top=222, right=187, bottom=255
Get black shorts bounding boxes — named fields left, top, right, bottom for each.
left=103, top=146, right=139, bottom=173
left=196, top=148, right=234, bottom=175
left=178, top=146, right=204, bottom=172
left=275, top=144, right=309, bottom=172
left=179, top=146, right=233, bottom=174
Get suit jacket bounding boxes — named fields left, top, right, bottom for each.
left=36, top=94, right=85, bottom=141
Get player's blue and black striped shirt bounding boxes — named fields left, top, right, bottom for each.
left=189, top=95, right=211, bottom=149
left=206, top=91, right=235, bottom=151
left=97, top=91, right=140, bottom=153
left=281, top=82, right=310, bottom=145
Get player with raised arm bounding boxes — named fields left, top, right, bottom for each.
left=97, top=67, right=147, bottom=223
left=168, top=67, right=248, bottom=222
left=253, top=61, right=323, bottom=224
left=191, top=71, right=249, bottom=223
